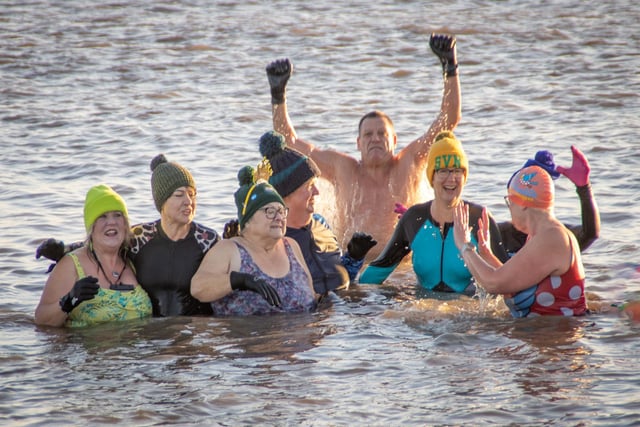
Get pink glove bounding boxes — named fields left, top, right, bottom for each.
left=394, top=202, right=408, bottom=219
left=556, top=145, right=590, bottom=187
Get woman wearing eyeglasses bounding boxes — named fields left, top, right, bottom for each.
left=191, top=165, right=318, bottom=316
left=453, top=165, right=587, bottom=317
left=359, top=130, right=508, bottom=294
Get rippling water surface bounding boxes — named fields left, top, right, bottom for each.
left=1, top=0, right=639, bottom=425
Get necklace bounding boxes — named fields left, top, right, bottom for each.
left=91, top=248, right=127, bottom=289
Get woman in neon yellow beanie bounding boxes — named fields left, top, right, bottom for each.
left=35, top=154, right=222, bottom=317
left=35, top=184, right=152, bottom=327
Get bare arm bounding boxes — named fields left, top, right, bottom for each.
left=453, top=204, right=571, bottom=294
left=190, top=239, right=239, bottom=302
left=34, top=256, right=77, bottom=327
left=267, top=58, right=355, bottom=183
left=399, top=34, right=462, bottom=164
left=191, top=239, right=282, bottom=307
left=267, top=59, right=303, bottom=151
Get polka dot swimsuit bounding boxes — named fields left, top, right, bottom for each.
left=505, top=236, right=587, bottom=317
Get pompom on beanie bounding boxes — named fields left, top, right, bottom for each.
left=150, top=154, right=196, bottom=212
left=258, top=131, right=320, bottom=198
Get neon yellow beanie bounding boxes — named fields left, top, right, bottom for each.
left=83, top=184, right=128, bottom=233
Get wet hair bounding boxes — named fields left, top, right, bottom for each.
left=358, top=110, right=395, bottom=136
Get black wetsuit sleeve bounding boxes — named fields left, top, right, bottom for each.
left=367, top=215, right=412, bottom=268
left=498, top=220, right=529, bottom=256
left=487, top=214, right=509, bottom=263
left=565, top=183, right=600, bottom=252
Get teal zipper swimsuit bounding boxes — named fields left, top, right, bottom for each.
left=359, top=201, right=508, bottom=293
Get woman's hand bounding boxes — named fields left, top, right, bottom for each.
left=477, top=208, right=494, bottom=257
left=453, top=203, right=471, bottom=251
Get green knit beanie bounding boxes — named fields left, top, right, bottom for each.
left=83, top=184, right=129, bottom=233
left=150, top=154, right=196, bottom=212
left=234, top=165, right=285, bottom=229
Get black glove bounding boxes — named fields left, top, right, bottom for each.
left=230, top=271, right=281, bottom=307
left=223, top=219, right=239, bottom=239
left=347, top=232, right=378, bottom=261
left=429, top=33, right=458, bottom=78
left=59, top=276, right=100, bottom=313
left=266, top=58, right=293, bottom=105
left=36, top=238, right=66, bottom=262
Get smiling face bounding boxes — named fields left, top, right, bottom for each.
left=161, top=186, right=196, bottom=226
left=91, top=210, right=129, bottom=249
left=357, top=115, right=397, bottom=166
left=432, top=167, right=467, bottom=207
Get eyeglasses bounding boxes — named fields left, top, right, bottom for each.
left=260, top=206, right=289, bottom=220
left=504, top=195, right=511, bottom=207
left=435, top=168, right=465, bottom=178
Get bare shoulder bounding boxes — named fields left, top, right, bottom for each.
left=198, top=238, right=239, bottom=274
left=526, top=223, right=573, bottom=260
left=310, top=147, right=359, bottom=182
left=203, top=238, right=237, bottom=262
left=285, top=236, right=306, bottom=259
left=284, top=236, right=302, bottom=252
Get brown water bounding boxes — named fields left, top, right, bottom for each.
left=1, top=0, right=640, bottom=425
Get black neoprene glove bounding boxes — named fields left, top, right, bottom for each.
left=59, top=276, right=100, bottom=313
left=347, top=232, right=378, bottom=261
left=36, top=238, right=66, bottom=262
left=429, top=33, right=458, bottom=78
left=266, top=58, right=293, bottom=105
left=230, top=271, right=282, bottom=307
left=223, top=219, right=240, bottom=239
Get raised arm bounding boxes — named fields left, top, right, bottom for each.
left=266, top=57, right=357, bottom=183
left=556, top=145, right=600, bottom=251
left=399, top=33, right=461, bottom=162
left=267, top=58, right=308, bottom=153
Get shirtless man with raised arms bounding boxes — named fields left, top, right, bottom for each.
left=265, top=33, right=461, bottom=259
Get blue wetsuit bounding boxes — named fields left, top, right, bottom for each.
left=359, top=201, right=508, bottom=293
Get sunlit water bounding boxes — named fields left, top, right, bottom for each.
left=1, top=0, right=639, bottom=425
